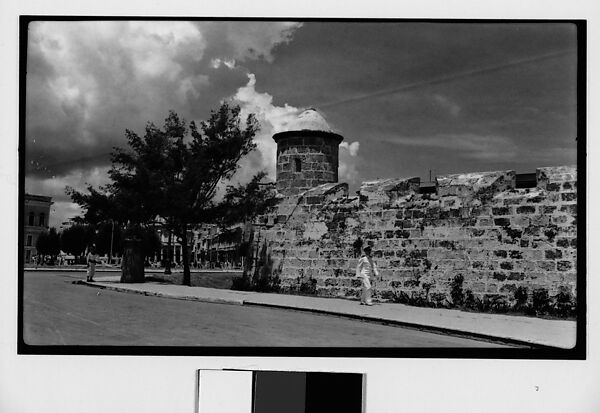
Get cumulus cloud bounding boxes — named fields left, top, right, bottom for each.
left=230, top=73, right=362, bottom=187
left=340, top=141, right=360, bottom=157
left=25, top=20, right=304, bottom=224
left=210, top=58, right=236, bottom=69
left=338, top=141, right=361, bottom=185
left=232, top=73, right=301, bottom=181
left=26, top=21, right=304, bottom=176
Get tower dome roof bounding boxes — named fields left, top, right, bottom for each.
left=288, top=108, right=333, bottom=132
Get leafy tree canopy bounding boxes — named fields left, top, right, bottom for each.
left=217, top=171, right=279, bottom=229
left=67, top=102, right=275, bottom=285
left=60, top=224, right=94, bottom=256
left=36, top=227, right=61, bottom=257
left=95, top=221, right=123, bottom=257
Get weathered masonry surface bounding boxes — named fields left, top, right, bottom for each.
left=274, top=130, right=343, bottom=196
left=255, top=166, right=577, bottom=303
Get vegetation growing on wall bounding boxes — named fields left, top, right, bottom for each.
left=389, top=274, right=576, bottom=318
left=231, top=241, right=281, bottom=293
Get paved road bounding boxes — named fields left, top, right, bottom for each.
left=23, top=271, right=514, bottom=347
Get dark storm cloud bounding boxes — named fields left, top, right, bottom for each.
left=25, top=21, right=303, bottom=179
left=24, top=20, right=304, bottom=226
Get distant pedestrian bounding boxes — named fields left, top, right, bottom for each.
left=86, top=246, right=100, bottom=282
left=356, top=245, right=378, bottom=305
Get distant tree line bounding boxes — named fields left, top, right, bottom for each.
left=34, top=222, right=160, bottom=265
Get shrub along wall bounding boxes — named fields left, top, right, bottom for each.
left=254, top=166, right=577, bottom=313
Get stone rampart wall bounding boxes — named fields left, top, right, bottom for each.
left=255, top=166, right=577, bottom=305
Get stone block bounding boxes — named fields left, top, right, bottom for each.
left=560, top=204, right=577, bottom=215
left=477, top=218, right=494, bottom=227
left=545, top=249, right=563, bottom=259
left=537, top=260, right=556, bottom=271
left=359, top=177, right=420, bottom=206
left=510, top=215, right=530, bottom=227
left=530, top=215, right=551, bottom=226
left=536, top=166, right=577, bottom=190
left=492, top=206, right=511, bottom=215
left=557, top=261, right=573, bottom=272
left=494, top=218, right=510, bottom=227
left=437, top=170, right=516, bottom=199
left=541, top=205, right=557, bottom=214
left=516, top=205, right=536, bottom=214
left=561, top=192, right=577, bottom=202
left=508, top=272, right=525, bottom=281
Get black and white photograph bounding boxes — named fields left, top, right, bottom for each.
left=3, top=1, right=599, bottom=412
left=19, top=18, right=584, bottom=355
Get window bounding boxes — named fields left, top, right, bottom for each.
left=419, top=183, right=436, bottom=194
left=28, top=212, right=34, bottom=226
left=39, top=213, right=45, bottom=227
left=516, top=173, right=537, bottom=189
left=295, top=158, right=302, bottom=172
left=26, top=235, right=32, bottom=246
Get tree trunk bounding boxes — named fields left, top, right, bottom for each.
left=121, top=238, right=145, bottom=283
left=164, top=231, right=172, bottom=275
left=181, top=223, right=191, bottom=286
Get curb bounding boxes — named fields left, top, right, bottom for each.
left=242, top=301, right=548, bottom=349
left=78, top=281, right=551, bottom=348
left=79, top=281, right=245, bottom=305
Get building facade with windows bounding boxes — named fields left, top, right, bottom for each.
left=24, top=194, right=52, bottom=263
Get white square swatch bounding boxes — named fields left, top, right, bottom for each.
left=198, top=370, right=253, bottom=413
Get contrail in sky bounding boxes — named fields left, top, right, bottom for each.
left=317, top=49, right=577, bottom=110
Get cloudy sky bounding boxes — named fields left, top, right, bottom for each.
left=24, top=20, right=578, bottom=227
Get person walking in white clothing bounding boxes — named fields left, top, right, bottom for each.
left=356, top=245, right=378, bottom=305
left=86, top=246, right=100, bottom=282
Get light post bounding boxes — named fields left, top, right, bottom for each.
left=109, top=219, right=114, bottom=265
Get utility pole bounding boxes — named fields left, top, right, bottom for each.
left=109, top=219, right=114, bottom=264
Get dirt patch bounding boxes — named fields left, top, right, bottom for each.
left=145, top=272, right=237, bottom=290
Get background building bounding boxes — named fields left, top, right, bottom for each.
left=23, top=193, right=52, bottom=263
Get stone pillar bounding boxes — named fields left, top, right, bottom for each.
left=120, top=238, right=145, bottom=283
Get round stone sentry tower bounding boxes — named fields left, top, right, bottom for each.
left=273, top=109, right=344, bottom=195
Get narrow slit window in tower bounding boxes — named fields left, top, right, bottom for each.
left=295, top=158, right=302, bottom=172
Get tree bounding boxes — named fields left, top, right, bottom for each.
left=217, top=171, right=279, bottom=270
left=141, top=228, right=161, bottom=261
left=218, top=172, right=278, bottom=228
left=36, top=227, right=61, bottom=264
left=60, top=224, right=94, bottom=258
left=122, top=225, right=161, bottom=261
left=95, top=221, right=123, bottom=258
left=66, top=185, right=116, bottom=227
left=147, top=103, right=261, bottom=285
left=68, top=102, right=273, bottom=285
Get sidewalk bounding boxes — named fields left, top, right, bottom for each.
left=81, top=275, right=576, bottom=349
left=26, top=266, right=241, bottom=274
